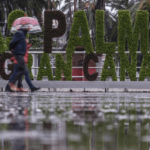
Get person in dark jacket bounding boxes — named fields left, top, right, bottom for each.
left=7, top=28, right=40, bottom=92
left=6, top=38, right=40, bottom=92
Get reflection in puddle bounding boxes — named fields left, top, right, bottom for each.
left=0, top=92, right=150, bottom=150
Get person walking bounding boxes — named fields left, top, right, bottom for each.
left=5, top=39, right=40, bottom=92
left=6, top=28, right=40, bottom=92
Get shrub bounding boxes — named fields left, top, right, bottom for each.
left=7, top=10, right=26, bottom=30
left=5, top=37, right=12, bottom=50
left=0, top=31, right=5, bottom=53
left=27, top=54, right=33, bottom=80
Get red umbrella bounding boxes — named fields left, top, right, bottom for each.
left=11, top=14, right=42, bottom=33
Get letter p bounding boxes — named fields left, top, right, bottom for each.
left=44, top=10, right=66, bottom=53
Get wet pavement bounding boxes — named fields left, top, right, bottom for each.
left=0, top=92, right=150, bottom=150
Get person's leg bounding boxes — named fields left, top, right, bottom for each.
left=9, top=64, right=18, bottom=82
left=17, top=74, right=28, bottom=92
left=24, top=65, right=40, bottom=92
left=24, top=66, right=34, bottom=89
left=17, top=75, right=23, bottom=88
left=5, top=64, right=19, bottom=92
left=16, top=66, right=28, bottom=92
left=9, top=55, right=26, bottom=90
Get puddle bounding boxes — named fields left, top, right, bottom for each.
left=0, top=92, right=149, bottom=150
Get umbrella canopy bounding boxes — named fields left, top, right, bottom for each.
left=11, top=15, right=42, bottom=33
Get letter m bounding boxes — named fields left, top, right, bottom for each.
left=118, top=10, right=149, bottom=81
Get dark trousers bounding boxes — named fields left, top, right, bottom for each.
left=9, top=55, right=26, bottom=84
left=9, top=64, right=34, bottom=89
left=18, top=66, right=34, bottom=89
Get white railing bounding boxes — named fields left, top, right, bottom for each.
left=3, top=49, right=143, bottom=80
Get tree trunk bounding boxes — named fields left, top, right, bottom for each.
left=96, top=0, right=105, bottom=10
left=103, top=0, right=105, bottom=10
left=74, top=0, right=76, bottom=12
left=13, top=0, right=18, bottom=9
left=79, top=0, right=82, bottom=10
left=48, top=0, right=51, bottom=10
left=69, top=0, right=72, bottom=23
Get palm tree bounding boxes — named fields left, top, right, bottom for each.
left=0, top=0, right=47, bottom=22
left=69, top=0, right=73, bottom=23
left=47, top=0, right=62, bottom=10
left=0, top=0, right=47, bottom=36
left=129, top=0, right=150, bottom=25
left=84, top=0, right=118, bottom=45
left=61, top=0, right=117, bottom=43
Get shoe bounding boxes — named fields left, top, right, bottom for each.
left=5, top=84, right=15, bottom=92
left=18, top=87, right=28, bottom=92
left=31, top=87, right=41, bottom=92
left=8, top=83, right=19, bottom=92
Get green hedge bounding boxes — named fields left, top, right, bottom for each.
left=37, top=52, right=53, bottom=80
left=55, top=53, right=72, bottom=81
left=0, top=31, right=5, bottom=53
left=27, top=53, right=33, bottom=80
left=139, top=54, right=150, bottom=80
left=3, top=42, right=8, bottom=51
left=7, top=9, right=26, bottom=30
left=44, top=10, right=66, bottom=53
left=95, top=10, right=117, bottom=81
left=118, top=10, right=149, bottom=81
left=138, top=11, right=149, bottom=81
left=5, top=37, right=12, bottom=50
left=55, top=10, right=93, bottom=81
left=101, top=54, right=117, bottom=81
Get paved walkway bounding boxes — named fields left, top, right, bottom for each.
left=0, top=80, right=150, bottom=92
